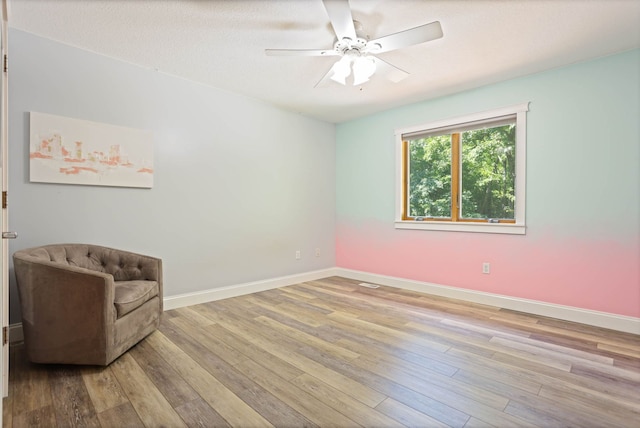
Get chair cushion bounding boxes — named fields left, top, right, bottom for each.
left=114, top=280, right=159, bottom=318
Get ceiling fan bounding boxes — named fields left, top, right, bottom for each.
left=265, top=0, right=443, bottom=86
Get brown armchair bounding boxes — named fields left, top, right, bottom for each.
left=13, top=244, right=163, bottom=365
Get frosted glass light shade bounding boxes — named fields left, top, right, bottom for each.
left=352, top=56, right=376, bottom=85
left=330, top=56, right=352, bottom=85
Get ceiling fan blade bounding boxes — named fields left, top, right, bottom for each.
left=368, top=21, right=443, bottom=54
left=265, top=49, right=339, bottom=57
left=314, top=61, right=340, bottom=88
left=322, top=0, right=357, bottom=40
left=314, top=68, right=333, bottom=88
left=372, top=56, right=409, bottom=83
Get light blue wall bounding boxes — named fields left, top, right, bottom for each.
left=9, top=30, right=336, bottom=323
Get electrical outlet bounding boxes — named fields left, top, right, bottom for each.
left=315, top=248, right=320, bottom=257
left=295, top=250, right=301, bottom=260
left=482, top=262, right=490, bottom=274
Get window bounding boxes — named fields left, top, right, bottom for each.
left=395, top=103, right=529, bottom=234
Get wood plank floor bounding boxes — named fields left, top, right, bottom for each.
left=3, top=276, right=639, bottom=427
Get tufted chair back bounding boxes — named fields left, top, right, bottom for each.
left=24, top=244, right=160, bottom=282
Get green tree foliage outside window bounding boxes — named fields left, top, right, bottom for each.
left=408, top=124, right=516, bottom=220
left=408, top=135, right=452, bottom=218
left=461, top=125, right=515, bottom=219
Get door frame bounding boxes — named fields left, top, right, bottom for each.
left=1, top=0, right=10, bottom=400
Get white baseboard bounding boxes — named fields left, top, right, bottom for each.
left=8, top=266, right=638, bottom=344
left=335, top=268, right=640, bottom=335
left=163, top=267, right=340, bottom=310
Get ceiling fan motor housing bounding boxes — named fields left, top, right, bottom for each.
left=334, top=37, right=365, bottom=55
left=333, top=37, right=381, bottom=57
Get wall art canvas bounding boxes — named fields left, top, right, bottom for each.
left=30, top=112, right=154, bottom=188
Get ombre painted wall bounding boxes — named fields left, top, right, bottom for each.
left=336, top=49, right=640, bottom=318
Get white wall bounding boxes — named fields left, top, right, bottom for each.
left=8, top=30, right=336, bottom=323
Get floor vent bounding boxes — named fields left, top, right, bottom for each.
left=358, top=282, right=380, bottom=289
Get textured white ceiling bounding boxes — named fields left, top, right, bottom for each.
left=7, top=0, right=640, bottom=123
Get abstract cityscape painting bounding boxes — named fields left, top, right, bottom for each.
left=29, top=112, right=153, bottom=188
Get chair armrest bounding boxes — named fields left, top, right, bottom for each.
left=13, top=257, right=116, bottom=353
left=108, top=249, right=163, bottom=312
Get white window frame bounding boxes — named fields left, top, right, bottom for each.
left=395, top=102, right=529, bottom=235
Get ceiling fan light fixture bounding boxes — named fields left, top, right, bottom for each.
left=352, top=55, right=376, bottom=85
left=329, top=55, right=352, bottom=85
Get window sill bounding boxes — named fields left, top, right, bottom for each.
left=394, top=220, right=526, bottom=235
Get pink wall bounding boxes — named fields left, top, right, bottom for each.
left=336, top=219, right=640, bottom=318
